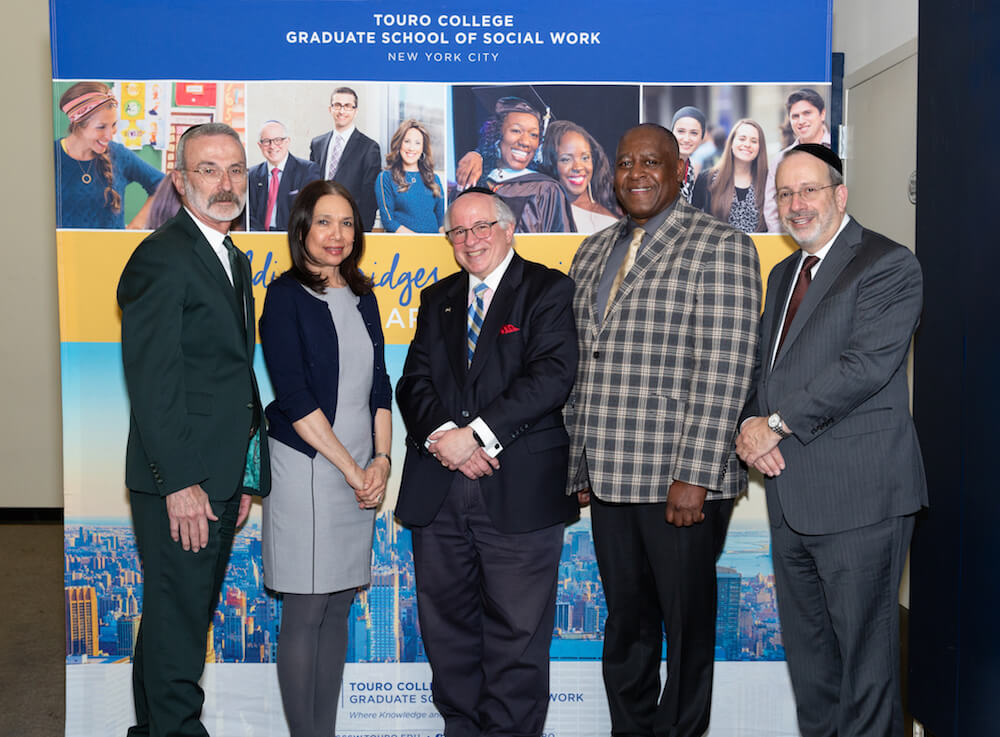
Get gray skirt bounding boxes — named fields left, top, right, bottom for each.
left=262, top=436, right=375, bottom=594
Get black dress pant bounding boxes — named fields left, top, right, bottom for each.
left=127, top=489, right=241, bottom=737
left=591, top=496, right=733, bottom=737
left=411, top=474, right=564, bottom=737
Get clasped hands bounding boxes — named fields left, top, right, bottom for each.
left=735, top=416, right=787, bottom=477
left=428, top=426, right=499, bottom=480
left=344, top=457, right=390, bottom=510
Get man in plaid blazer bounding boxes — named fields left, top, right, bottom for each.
left=565, top=124, right=761, bottom=737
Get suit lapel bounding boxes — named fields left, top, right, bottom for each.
left=581, top=221, right=627, bottom=338
left=182, top=211, right=246, bottom=343
left=318, top=131, right=333, bottom=174
left=773, top=219, right=861, bottom=368
left=467, top=255, right=523, bottom=385
left=250, top=163, right=267, bottom=221
left=338, top=130, right=361, bottom=174
left=601, top=203, right=688, bottom=326
left=764, top=258, right=797, bottom=370
left=442, top=272, right=469, bottom=388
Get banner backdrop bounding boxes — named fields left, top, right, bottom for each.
left=54, top=2, right=832, bottom=735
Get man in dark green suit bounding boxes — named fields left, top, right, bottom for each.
left=118, top=123, right=270, bottom=737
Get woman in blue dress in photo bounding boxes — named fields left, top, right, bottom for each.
left=374, top=119, right=444, bottom=233
left=55, top=81, right=163, bottom=229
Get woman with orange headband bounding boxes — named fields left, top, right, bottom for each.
left=55, top=81, right=163, bottom=228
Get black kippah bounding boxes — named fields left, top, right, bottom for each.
left=455, top=186, right=496, bottom=199
left=788, top=143, right=843, bottom=175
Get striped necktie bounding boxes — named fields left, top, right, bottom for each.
left=327, top=135, right=345, bottom=179
left=467, top=282, right=488, bottom=366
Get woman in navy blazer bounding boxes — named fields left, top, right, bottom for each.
left=259, top=180, right=391, bottom=737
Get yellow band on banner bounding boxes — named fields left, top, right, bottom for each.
left=57, top=230, right=797, bottom=344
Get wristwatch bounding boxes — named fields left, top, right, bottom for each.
left=767, top=412, right=789, bottom=439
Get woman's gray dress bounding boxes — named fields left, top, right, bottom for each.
left=262, top=285, right=375, bottom=594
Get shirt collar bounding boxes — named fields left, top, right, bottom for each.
left=627, top=196, right=677, bottom=238
left=267, top=154, right=289, bottom=173
left=334, top=125, right=355, bottom=143
left=469, top=246, right=515, bottom=294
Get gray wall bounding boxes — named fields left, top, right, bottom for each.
left=0, top=2, right=61, bottom=508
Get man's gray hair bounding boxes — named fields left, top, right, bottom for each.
left=258, top=120, right=288, bottom=139
left=176, top=123, right=244, bottom=171
left=444, top=191, right=517, bottom=232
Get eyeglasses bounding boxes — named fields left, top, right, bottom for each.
left=183, top=165, right=248, bottom=182
left=775, top=184, right=837, bottom=205
left=330, top=103, right=357, bottom=111
left=445, top=220, right=498, bottom=245
left=258, top=136, right=288, bottom=147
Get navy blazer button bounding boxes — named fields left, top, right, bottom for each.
left=246, top=402, right=254, bottom=409
left=461, top=410, right=470, bottom=418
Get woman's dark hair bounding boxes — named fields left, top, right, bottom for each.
left=60, top=81, right=121, bottom=214
left=540, top=119, right=621, bottom=217
left=707, top=118, right=769, bottom=229
left=476, top=97, right=543, bottom=177
left=286, top=180, right=373, bottom=296
left=384, top=119, right=441, bottom=197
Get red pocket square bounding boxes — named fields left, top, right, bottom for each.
left=499, top=324, right=520, bottom=334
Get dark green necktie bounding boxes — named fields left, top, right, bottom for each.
left=223, top=235, right=246, bottom=328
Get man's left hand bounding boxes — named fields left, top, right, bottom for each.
left=736, top=416, right=783, bottom=466
left=665, top=480, right=707, bottom=527
left=429, top=426, right=479, bottom=469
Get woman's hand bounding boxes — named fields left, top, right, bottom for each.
left=356, top=456, right=390, bottom=509
left=343, top=463, right=367, bottom=495
left=455, top=151, right=484, bottom=190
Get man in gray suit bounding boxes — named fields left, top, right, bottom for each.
left=737, top=143, right=926, bottom=737
left=566, top=124, right=761, bottom=737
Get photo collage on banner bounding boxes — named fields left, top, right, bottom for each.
left=54, top=2, right=832, bottom=735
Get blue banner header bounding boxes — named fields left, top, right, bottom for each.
left=50, top=0, right=832, bottom=83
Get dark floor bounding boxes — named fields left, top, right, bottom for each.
left=0, top=519, right=931, bottom=737
left=1, top=522, right=64, bottom=737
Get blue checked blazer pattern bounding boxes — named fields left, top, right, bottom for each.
left=565, top=198, right=761, bottom=502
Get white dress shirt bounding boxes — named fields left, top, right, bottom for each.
left=428, top=247, right=516, bottom=458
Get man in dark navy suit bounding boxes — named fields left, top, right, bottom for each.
left=248, top=120, right=321, bottom=232
left=396, top=188, right=579, bottom=737
left=309, top=87, right=381, bottom=230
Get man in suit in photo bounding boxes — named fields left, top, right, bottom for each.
left=763, top=88, right=832, bottom=232
left=395, top=188, right=579, bottom=737
left=565, top=124, right=761, bottom=737
left=309, top=87, right=381, bottom=231
left=248, top=119, right=321, bottom=231
left=118, top=122, right=270, bottom=737
left=736, top=143, right=926, bottom=737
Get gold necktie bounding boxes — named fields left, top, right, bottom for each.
left=604, top=227, right=645, bottom=319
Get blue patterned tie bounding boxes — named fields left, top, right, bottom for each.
left=467, top=282, right=488, bottom=366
